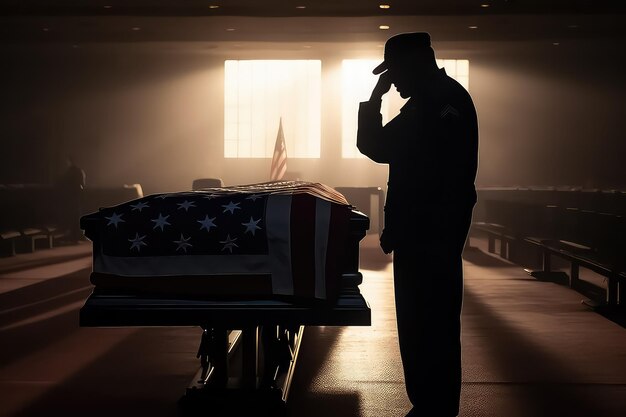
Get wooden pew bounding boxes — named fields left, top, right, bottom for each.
left=473, top=190, right=625, bottom=308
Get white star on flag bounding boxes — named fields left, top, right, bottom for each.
left=246, top=194, right=262, bottom=202
left=128, top=233, right=147, bottom=251
left=198, top=215, right=217, bottom=232
left=151, top=213, right=171, bottom=231
left=242, top=217, right=262, bottom=236
left=105, top=212, right=125, bottom=228
left=220, top=234, right=238, bottom=253
left=177, top=200, right=196, bottom=211
left=173, top=234, right=193, bottom=253
left=270, top=117, right=287, bottom=181
left=222, top=201, right=241, bottom=214
left=130, top=201, right=150, bottom=212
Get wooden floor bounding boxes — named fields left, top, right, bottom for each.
left=0, top=236, right=625, bottom=417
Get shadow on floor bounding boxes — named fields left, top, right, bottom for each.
left=287, top=326, right=363, bottom=417
left=462, top=245, right=514, bottom=267
left=463, top=288, right=622, bottom=417
left=0, top=268, right=92, bottom=368
left=5, top=271, right=361, bottom=417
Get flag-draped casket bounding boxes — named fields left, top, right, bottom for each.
left=80, top=181, right=367, bottom=302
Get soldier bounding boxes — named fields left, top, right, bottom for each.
left=357, top=32, right=478, bottom=417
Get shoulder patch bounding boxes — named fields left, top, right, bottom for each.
left=440, top=104, right=460, bottom=119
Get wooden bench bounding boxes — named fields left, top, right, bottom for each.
left=524, top=208, right=625, bottom=307
left=472, top=199, right=625, bottom=308
left=0, top=230, right=21, bottom=257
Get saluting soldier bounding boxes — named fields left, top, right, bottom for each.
left=357, top=32, right=479, bottom=417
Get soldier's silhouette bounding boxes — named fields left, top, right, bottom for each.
left=357, top=32, right=478, bottom=417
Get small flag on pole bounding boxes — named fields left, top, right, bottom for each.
left=270, top=117, right=287, bottom=181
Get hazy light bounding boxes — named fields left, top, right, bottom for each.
left=468, top=25, right=478, bottom=29
left=553, top=42, right=560, bottom=46
left=379, top=4, right=391, bottom=9
left=481, top=3, right=490, bottom=7
left=225, top=28, right=236, bottom=31
left=342, top=59, right=470, bottom=158
left=103, top=5, right=112, bottom=9
left=132, top=27, right=141, bottom=31
left=224, top=60, right=321, bottom=158
left=209, top=5, right=220, bottom=9
left=296, top=5, right=306, bottom=9
left=341, top=59, right=405, bottom=158
left=42, top=27, right=49, bottom=32
left=379, top=25, right=390, bottom=30
left=436, top=59, right=470, bottom=90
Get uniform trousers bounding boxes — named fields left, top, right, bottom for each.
left=391, top=205, right=473, bottom=417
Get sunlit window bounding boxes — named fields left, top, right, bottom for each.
left=224, top=60, right=321, bottom=158
left=341, top=59, right=470, bottom=158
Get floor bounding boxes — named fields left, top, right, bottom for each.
left=0, top=236, right=625, bottom=417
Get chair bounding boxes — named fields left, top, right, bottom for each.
left=334, top=186, right=385, bottom=234
left=192, top=178, right=224, bottom=190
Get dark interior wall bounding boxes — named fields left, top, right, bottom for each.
left=1, top=36, right=625, bottom=195
left=470, top=39, right=626, bottom=189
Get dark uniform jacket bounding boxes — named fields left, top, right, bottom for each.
left=357, top=68, right=478, bottom=251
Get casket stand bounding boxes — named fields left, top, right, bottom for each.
left=78, top=183, right=371, bottom=414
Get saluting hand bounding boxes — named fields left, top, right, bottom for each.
left=370, top=71, right=393, bottom=101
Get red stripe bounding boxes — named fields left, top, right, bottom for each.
left=325, top=204, right=351, bottom=301
left=290, top=194, right=316, bottom=299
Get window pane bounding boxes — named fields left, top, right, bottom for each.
left=224, top=60, right=321, bottom=158
left=341, top=59, right=407, bottom=158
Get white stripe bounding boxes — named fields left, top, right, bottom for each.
left=265, top=194, right=294, bottom=295
left=314, top=199, right=331, bottom=299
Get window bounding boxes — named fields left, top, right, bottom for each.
left=224, top=60, right=321, bottom=158
left=341, top=59, right=470, bottom=158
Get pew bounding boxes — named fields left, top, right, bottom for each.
left=525, top=209, right=625, bottom=307
left=472, top=190, right=626, bottom=309
left=0, top=183, right=144, bottom=256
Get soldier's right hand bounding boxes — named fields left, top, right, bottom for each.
left=370, top=71, right=393, bottom=101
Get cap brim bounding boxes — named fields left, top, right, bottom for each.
left=372, top=61, right=387, bottom=75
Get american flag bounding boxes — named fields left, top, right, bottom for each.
left=270, top=118, right=287, bottom=181
left=85, top=182, right=352, bottom=300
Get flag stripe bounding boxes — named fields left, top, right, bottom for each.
left=314, top=198, right=331, bottom=299
left=270, top=118, right=287, bottom=181
left=291, top=194, right=316, bottom=299
left=325, top=202, right=351, bottom=301
left=265, top=194, right=294, bottom=296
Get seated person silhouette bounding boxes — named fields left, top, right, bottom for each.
left=56, top=156, right=86, bottom=243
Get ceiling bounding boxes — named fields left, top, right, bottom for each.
left=3, top=1, right=626, bottom=16
left=1, top=1, right=625, bottom=44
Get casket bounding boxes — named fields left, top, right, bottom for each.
left=78, top=182, right=370, bottom=407
left=80, top=181, right=369, bottom=304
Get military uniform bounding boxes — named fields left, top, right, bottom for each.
left=357, top=68, right=478, bottom=416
